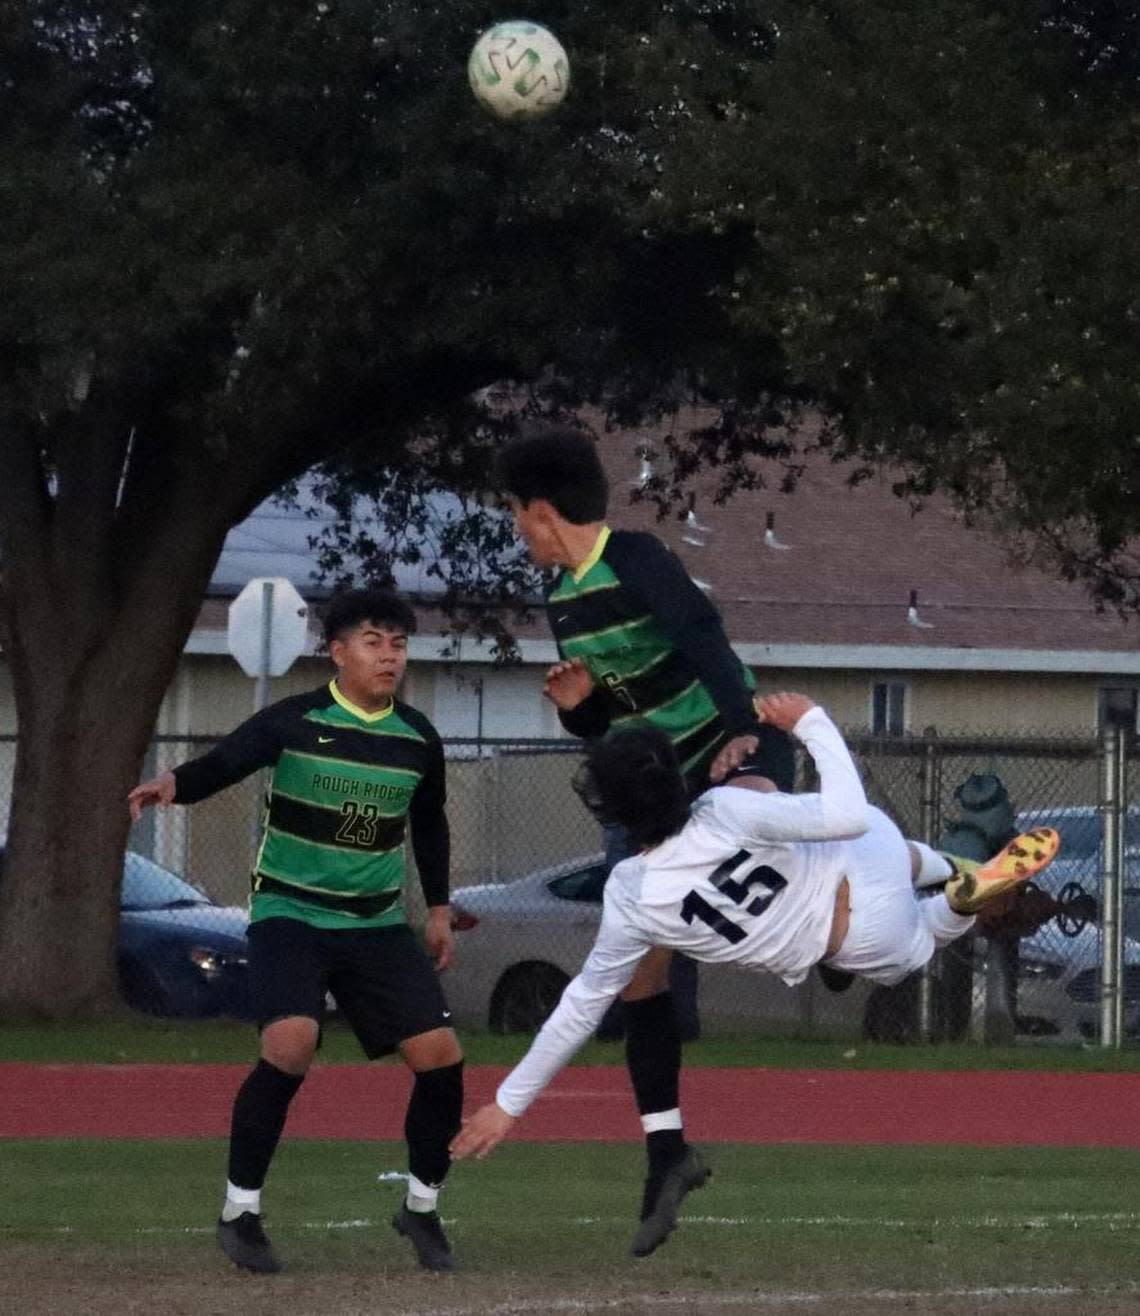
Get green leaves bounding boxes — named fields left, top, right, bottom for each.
left=2, top=0, right=1138, bottom=608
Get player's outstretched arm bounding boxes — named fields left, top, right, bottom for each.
left=755, top=691, right=817, bottom=731
left=457, top=901, right=649, bottom=1154
left=450, top=1102, right=516, bottom=1160
left=712, top=694, right=869, bottom=842
left=127, top=770, right=177, bottom=821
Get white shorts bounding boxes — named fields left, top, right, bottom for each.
left=826, top=807, right=973, bottom=987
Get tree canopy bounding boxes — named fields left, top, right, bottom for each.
left=0, top=0, right=1138, bottom=1014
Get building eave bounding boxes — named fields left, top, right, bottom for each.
left=183, top=627, right=1140, bottom=676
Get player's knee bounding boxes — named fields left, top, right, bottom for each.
left=401, top=1026, right=463, bottom=1071
left=260, top=1015, right=319, bottom=1074
left=907, top=842, right=921, bottom=883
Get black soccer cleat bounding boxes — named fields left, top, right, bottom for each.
left=392, top=1204, right=455, bottom=1272
left=216, top=1211, right=282, bottom=1274
left=631, top=1146, right=711, bottom=1258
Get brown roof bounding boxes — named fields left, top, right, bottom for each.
left=193, top=417, right=1139, bottom=660
left=583, top=424, right=1138, bottom=655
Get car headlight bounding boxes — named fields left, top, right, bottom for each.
left=187, top=946, right=248, bottom=979
left=1018, top=955, right=1064, bottom=982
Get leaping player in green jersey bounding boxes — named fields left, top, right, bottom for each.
left=492, top=425, right=796, bottom=1256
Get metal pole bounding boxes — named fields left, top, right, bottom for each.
left=254, top=579, right=275, bottom=714
left=917, top=733, right=939, bottom=1042
left=250, top=580, right=275, bottom=863
left=1099, top=722, right=1125, bottom=1048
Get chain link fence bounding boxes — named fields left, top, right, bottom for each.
left=1, top=726, right=1138, bottom=1041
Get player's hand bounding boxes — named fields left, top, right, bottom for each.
left=708, top=733, right=760, bottom=784
left=756, top=692, right=817, bottom=733
left=127, top=770, right=177, bottom=822
left=450, top=1102, right=516, bottom=1160
left=543, top=658, right=594, bottom=710
left=425, top=906, right=455, bottom=971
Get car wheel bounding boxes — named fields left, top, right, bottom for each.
left=489, top=962, right=570, bottom=1034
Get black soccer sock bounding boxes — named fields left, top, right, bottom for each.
left=405, top=1060, right=464, bottom=1189
left=227, top=1059, right=306, bottom=1191
left=625, top=991, right=686, bottom=1171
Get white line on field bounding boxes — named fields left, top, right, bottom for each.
left=571, top=1210, right=1140, bottom=1230
left=7, top=1209, right=1139, bottom=1240
left=385, top=1281, right=1140, bottom=1316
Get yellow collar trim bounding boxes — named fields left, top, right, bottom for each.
left=329, top=679, right=395, bottom=723
left=572, top=525, right=611, bottom=583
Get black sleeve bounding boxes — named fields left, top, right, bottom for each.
left=607, top=532, right=759, bottom=738
left=407, top=728, right=450, bottom=908
left=557, top=687, right=613, bottom=739
left=172, top=702, right=286, bottom=804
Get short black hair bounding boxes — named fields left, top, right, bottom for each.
left=322, top=588, right=417, bottom=647
left=573, top=725, right=691, bottom=850
left=493, top=424, right=609, bottom=524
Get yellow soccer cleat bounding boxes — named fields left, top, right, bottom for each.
left=944, top=827, right=1061, bottom=915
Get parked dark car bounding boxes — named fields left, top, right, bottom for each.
left=0, top=843, right=252, bottom=1019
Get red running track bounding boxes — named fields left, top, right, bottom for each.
left=2, top=1064, right=1140, bottom=1145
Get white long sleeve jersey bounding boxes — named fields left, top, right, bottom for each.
left=497, top=706, right=871, bottom=1117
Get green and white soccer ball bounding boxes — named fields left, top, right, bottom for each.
left=468, top=21, right=570, bottom=121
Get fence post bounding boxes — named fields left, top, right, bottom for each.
left=918, top=730, right=941, bottom=1041
left=490, top=746, right=502, bottom=882
left=1099, top=722, right=1126, bottom=1049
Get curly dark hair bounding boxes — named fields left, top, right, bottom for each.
left=493, top=424, right=608, bottom=524
left=574, top=725, right=691, bottom=850
left=321, top=588, right=417, bottom=647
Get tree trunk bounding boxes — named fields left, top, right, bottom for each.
left=0, top=430, right=260, bottom=1018
left=0, top=657, right=166, bottom=1016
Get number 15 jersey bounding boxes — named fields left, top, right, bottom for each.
left=496, top=706, right=869, bottom=1116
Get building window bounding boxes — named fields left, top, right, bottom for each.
left=871, top=681, right=907, bottom=736
left=1097, top=686, right=1138, bottom=733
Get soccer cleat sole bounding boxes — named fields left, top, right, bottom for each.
left=631, top=1148, right=712, bottom=1258
left=946, top=827, right=1061, bottom=915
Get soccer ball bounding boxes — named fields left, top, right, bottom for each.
left=468, top=21, right=570, bottom=121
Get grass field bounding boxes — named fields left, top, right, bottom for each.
left=4, top=1140, right=1140, bottom=1315
left=4, top=1015, right=1140, bottom=1069
left=5, top=1022, right=1140, bottom=1313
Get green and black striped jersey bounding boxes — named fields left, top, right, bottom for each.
left=548, top=526, right=759, bottom=791
left=172, top=681, right=448, bottom=930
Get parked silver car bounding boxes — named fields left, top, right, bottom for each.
left=1015, top=805, right=1140, bottom=939
left=447, top=855, right=871, bottom=1035
left=1011, top=806, right=1140, bottom=1040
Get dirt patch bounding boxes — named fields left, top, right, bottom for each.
left=2, top=1249, right=1135, bottom=1316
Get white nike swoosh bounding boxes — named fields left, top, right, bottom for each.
left=318, top=736, right=335, bottom=744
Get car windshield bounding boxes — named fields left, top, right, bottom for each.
left=547, top=865, right=608, bottom=904
left=120, top=852, right=212, bottom=911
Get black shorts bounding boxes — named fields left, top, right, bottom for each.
left=248, top=918, right=453, bottom=1059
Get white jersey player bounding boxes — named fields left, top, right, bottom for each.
left=452, top=694, right=1059, bottom=1175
